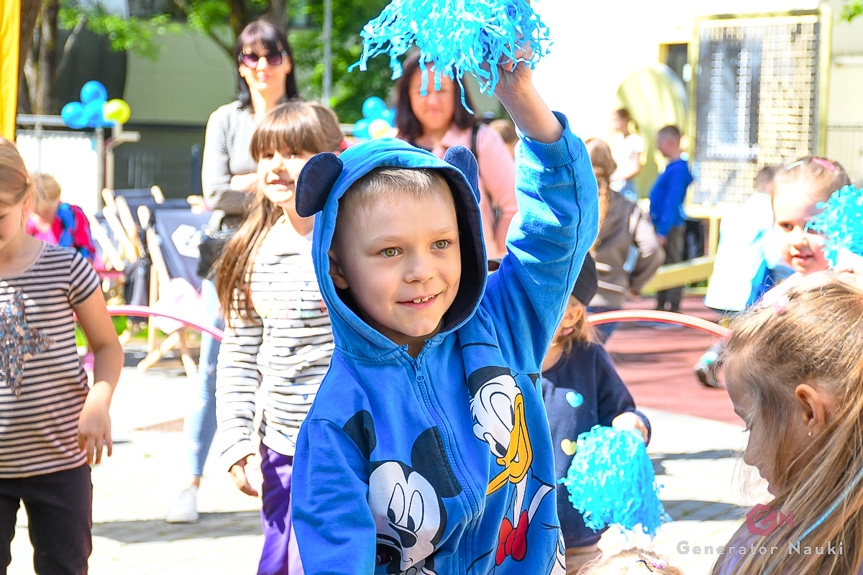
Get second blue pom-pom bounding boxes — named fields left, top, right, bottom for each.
left=561, top=425, right=669, bottom=538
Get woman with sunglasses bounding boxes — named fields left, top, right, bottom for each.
left=167, top=19, right=299, bottom=525
left=394, top=51, right=517, bottom=259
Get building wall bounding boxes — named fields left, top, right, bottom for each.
left=124, top=31, right=235, bottom=125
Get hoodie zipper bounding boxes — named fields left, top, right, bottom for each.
left=413, top=354, right=479, bottom=569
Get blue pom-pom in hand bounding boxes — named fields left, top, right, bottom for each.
left=560, top=425, right=670, bottom=537
left=806, top=185, right=863, bottom=268
left=352, top=0, right=553, bottom=111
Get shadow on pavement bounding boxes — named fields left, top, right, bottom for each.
left=93, top=511, right=260, bottom=543
left=661, top=499, right=749, bottom=521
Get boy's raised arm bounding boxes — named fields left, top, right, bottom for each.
left=494, top=53, right=562, bottom=144
left=482, top=58, right=599, bottom=373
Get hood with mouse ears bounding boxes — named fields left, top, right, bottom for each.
left=296, top=137, right=486, bottom=358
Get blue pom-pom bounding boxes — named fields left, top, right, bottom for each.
left=352, top=0, right=552, bottom=111
left=560, top=425, right=669, bottom=538
left=806, top=185, right=863, bottom=267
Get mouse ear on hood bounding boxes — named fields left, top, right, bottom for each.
left=296, top=152, right=344, bottom=217
left=444, top=145, right=481, bottom=204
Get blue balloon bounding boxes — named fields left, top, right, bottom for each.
left=80, top=81, right=108, bottom=105
left=362, top=97, right=387, bottom=120
left=381, top=108, right=397, bottom=126
left=353, top=118, right=371, bottom=139
left=61, top=102, right=87, bottom=129
left=84, top=100, right=106, bottom=127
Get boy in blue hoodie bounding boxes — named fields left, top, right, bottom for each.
left=291, top=55, right=598, bottom=575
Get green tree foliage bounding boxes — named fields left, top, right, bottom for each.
left=54, top=0, right=396, bottom=123
left=842, top=0, right=863, bottom=22
left=289, top=0, right=393, bottom=123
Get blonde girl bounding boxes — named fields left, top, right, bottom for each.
left=715, top=272, right=863, bottom=574
left=214, top=100, right=343, bottom=575
left=771, top=156, right=850, bottom=277
left=0, top=139, right=122, bottom=573
left=541, top=254, right=650, bottom=574
left=25, top=173, right=96, bottom=263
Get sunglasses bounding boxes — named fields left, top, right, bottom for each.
left=239, top=51, right=288, bottom=69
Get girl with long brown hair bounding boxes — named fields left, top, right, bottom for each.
left=213, top=100, right=343, bottom=574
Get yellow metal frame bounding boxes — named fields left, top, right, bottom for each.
left=642, top=256, right=716, bottom=294
left=685, top=7, right=832, bottom=256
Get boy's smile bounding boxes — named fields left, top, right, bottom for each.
left=329, top=190, right=461, bottom=356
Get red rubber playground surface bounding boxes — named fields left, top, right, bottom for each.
left=600, top=295, right=739, bottom=425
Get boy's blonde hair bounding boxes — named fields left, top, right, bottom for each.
left=336, top=167, right=453, bottom=228
left=31, top=173, right=62, bottom=209
left=0, top=138, right=35, bottom=207
left=715, top=272, right=863, bottom=574
left=773, top=156, right=850, bottom=205
left=581, top=547, right=682, bottom=574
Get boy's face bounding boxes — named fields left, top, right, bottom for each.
left=773, top=183, right=829, bottom=275
left=257, top=148, right=315, bottom=211
left=656, top=135, right=677, bottom=158
left=329, top=190, right=462, bottom=353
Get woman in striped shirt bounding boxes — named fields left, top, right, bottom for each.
left=214, top=101, right=344, bottom=574
left=0, top=138, right=123, bottom=573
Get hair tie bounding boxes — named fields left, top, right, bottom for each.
left=635, top=557, right=666, bottom=572
left=773, top=294, right=789, bottom=315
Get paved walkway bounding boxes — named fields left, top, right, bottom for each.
left=8, top=346, right=766, bottom=574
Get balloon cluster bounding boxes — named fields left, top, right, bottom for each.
left=61, top=81, right=131, bottom=129
left=353, top=97, right=396, bottom=140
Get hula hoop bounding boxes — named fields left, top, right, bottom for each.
left=588, top=310, right=730, bottom=338
left=106, top=305, right=225, bottom=341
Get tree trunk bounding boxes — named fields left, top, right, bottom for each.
left=228, top=0, right=248, bottom=43
left=17, top=0, right=43, bottom=113
left=269, top=0, right=288, bottom=32
left=34, top=0, right=58, bottom=115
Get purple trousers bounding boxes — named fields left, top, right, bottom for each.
left=258, top=445, right=304, bottom=575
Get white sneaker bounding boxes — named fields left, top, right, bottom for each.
left=166, top=486, right=199, bottom=523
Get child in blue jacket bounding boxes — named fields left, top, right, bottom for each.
left=291, top=55, right=598, bottom=575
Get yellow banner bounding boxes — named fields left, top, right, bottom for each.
left=0, top=0, right=20, bottom=141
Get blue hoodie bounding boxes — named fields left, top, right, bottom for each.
left=292, top=113, right=598, bottom=575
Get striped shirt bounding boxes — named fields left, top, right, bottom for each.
left=216, top=217, right=333, bottom=467
left=0, top=244, right=100, bottom=478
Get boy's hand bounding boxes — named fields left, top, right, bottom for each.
left=612, top=412, right=649, bottom=444
left=78, top=382, right=113, bottom=464
left=493, top=43, right=562, bottom=144
left=229, top=454, right=262, bottom=497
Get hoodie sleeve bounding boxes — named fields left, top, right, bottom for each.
left=482, top=113, right=599, bottom=373
left=292, top=416, right=377, bottom=575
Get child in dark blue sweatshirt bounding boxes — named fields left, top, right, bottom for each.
left=541, top=254, right=651, bottom=573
